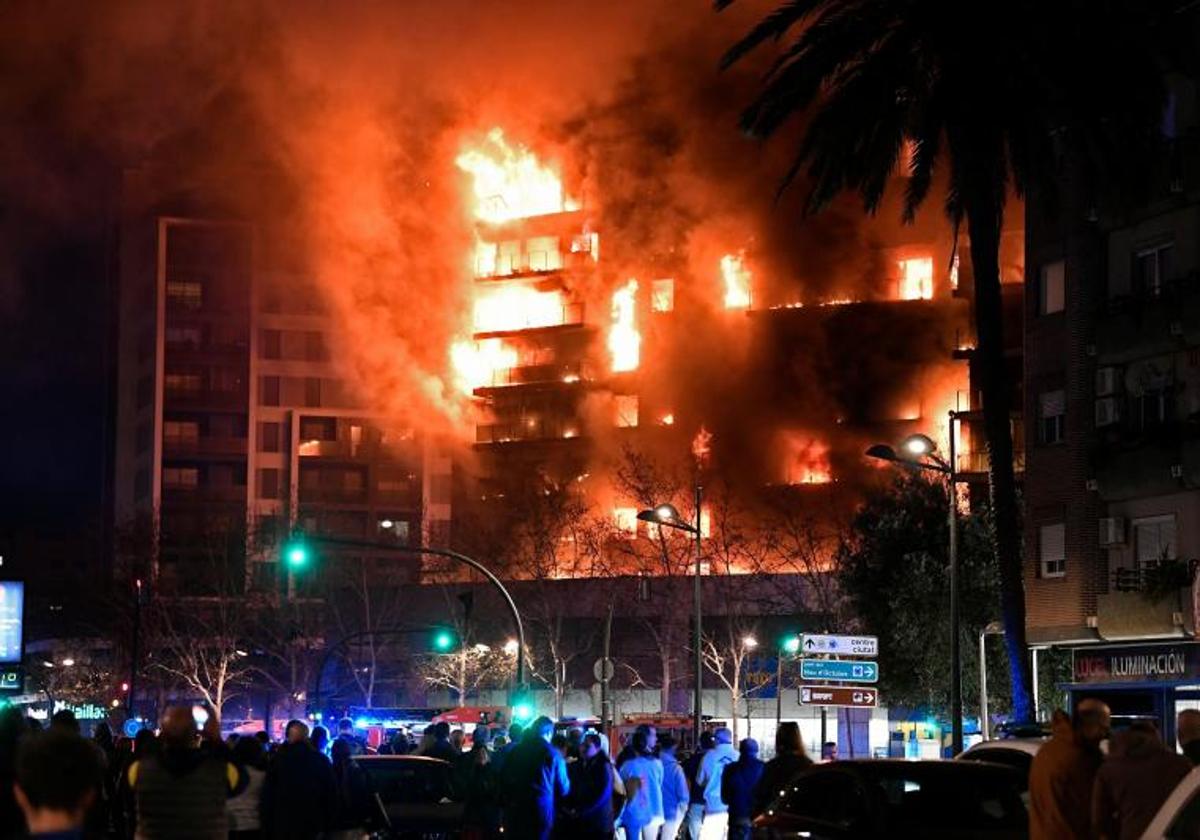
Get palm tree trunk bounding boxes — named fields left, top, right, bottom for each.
left=964, top=189, right=1035, bottom=723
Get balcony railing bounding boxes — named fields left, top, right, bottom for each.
left=163, top=436, right=248, bottom=456
left=475, top=419, right=580, bottom=444
left=478, top=361, right=588, bottom=389
left=955, top=450, right=1026, bottom=475
left=1112, top=560, right=1198, bottom=593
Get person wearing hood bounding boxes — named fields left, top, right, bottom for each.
left=721, top=738, right=764, bottom=840
left=695, top=727, right=738, bottom=840
left=1028, top=701, right=1109, bottom=840
left=260, top=719, right=337, bottom=840
left=658, top=735, right=689, bottom=840
left=1092, top=720, right=1191, bottom=840
left=126, top=705, right=244, bottom=839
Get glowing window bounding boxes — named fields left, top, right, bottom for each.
left=898, top=257, right=933, bottom=300
left=651, top=279, right=675, bottom=313
left=162, top=467, right=199, bottom=489
left=163, top=421, right=199, bottom=445
left=166, top=280, right=202, bottom=310
left=614, top=395, right=639, bottom=428
left=164, top=373, right=202, bottom=393
left=613, top=507, right=638, bottom=539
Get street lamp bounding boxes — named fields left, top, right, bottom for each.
left=867, top=412, right=963, bottom=756
left=638, top=492, right=704, bottom=747
left=503, top=639, right=519, bottom=656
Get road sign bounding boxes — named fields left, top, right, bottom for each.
left=593, top=658, right=615, bottom=682
left=801, top=634, right=877, bottom=657
left=799, top=685, right=878, bottom=708
left=800, top=658, right=878, bottom=683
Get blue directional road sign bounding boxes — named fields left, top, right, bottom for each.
left=800, top=658, right=878, bottom=683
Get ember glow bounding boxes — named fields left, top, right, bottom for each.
left=455, top=128, right=579, bottom=224
left=608, top=279, right=640, bottom=372
left=692, top=425, right=713, bottom=466
left=720, top=253, right=752, bottom=310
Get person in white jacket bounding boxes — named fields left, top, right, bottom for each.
left=694, top=728, right=737, bottom=840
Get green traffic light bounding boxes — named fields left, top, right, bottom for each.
left=433, top=630, right=456, bottom=652
left=782, top=635, right=801, bottom=654
left=512, top=701, right=533, bottom=722
left=283, top=538, right=310, bottom=570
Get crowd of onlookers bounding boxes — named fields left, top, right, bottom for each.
left=0, top=702, right=821, bottom=839
left=1029, top=702, right=1200, bottom=840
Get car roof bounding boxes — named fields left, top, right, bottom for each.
left=816, top=759, right=1020, bottom=778
left=959, top=738, right=1045, bottom=758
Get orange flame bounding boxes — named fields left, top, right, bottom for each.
left=455, top=128, right=579, bottom=224
left=473, top=284, right=568, bottom=333
left=720, top=253, right=752, bottom=310
left=450, top=338, right=518, bottom=394
left=608, top=279, right=640, bottom=372
left=898, top=256, right=933, bottom=300
left=692, top=425, right=713, bottom=466
left=785, top=436, right=833, bottom=485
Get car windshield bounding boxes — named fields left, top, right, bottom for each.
left=356, top=759, right=452, bottom=805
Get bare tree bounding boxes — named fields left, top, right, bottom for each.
left=701, top=620, right=764, bottom=742
left=415, top=642, right=515, bottom=705
left=324, top=555, right=410, bottom=708
left=145, top=594, right=255, bottom=714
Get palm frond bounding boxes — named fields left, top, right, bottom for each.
left=719, top=0, right=829, bottom=70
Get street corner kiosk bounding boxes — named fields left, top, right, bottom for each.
left=1067, top=641, right=1200, bottom=744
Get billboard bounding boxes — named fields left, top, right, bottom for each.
left=0, top=582, right=24, bottom=664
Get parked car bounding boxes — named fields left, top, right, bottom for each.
left=1140, top=765, right=1200, bottom=838
left=752, top=759, right=1028, bottom=839
left=957, top=738, right=1046, bottom=787
left=352, top=754, right=464, bottom=839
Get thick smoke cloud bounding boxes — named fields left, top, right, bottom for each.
left=2, top=0, right=966, bottom=451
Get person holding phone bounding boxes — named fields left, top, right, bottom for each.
left=126, top=704, right=244, bottom=839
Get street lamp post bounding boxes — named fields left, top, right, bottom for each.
left=866, top=411, right=964, bottom=755
left=778, top=635, right=800, bottom=731
left=638, top=494, right=705, bottom=748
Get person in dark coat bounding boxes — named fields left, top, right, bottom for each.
left=426, top=721, right=460, bottom=765
left=260, top=720, right=336, bottom=840
left=755, top=722, right=812, bottom=816
left=721, top=738, right=765, bottom=840
left=500, top=716, right=569, bottom=840
left=1092, top=721, right=1192, bottom=840
left=564, top=733, right=613, bottom=840
left=461, top=743, right=501, bottom=840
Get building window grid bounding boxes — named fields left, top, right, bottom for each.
left=1039, top=389, right=1066, bottom=444
left=1133, top=515, right=1177, bottom=570
left=1133, top=241, right=1174, bottom=297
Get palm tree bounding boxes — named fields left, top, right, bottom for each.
left=717, top=0, right=1169, bottom=720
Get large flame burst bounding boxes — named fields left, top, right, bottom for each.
left=455, top=128, right=579, bottom=224
left=608, top=279, right=640, bottom=373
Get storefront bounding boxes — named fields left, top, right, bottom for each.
left=1067, top=641, right=1200, bottom=746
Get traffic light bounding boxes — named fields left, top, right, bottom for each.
left=282, top=533, right=311, bottom=571
left=781, top=634, right=801, bottom=655
left=432, top=628, right=457, bottom=652
left=510, top=687, right=535, bottom=723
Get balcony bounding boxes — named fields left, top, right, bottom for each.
left=475, top=418, right=581, bottom=445
left=1096, top=561, right=1198, bottom=640
left=474, top=361, right=589, bottom=390
left=295, top=439, right=413, bottom=462
left=954, top=449, right=1026, bottom=477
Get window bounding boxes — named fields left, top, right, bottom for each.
left=163, top=420, right=200, bottom=446
left=1039, top=523, right=1066, bottom=578
left=897, top=257, right=933, bottom=300
left=1134, top=242, right=1174, bottom=297
left=261, top=376, right=280, bottom=407
left=258, top=468, right=280, bottom=500
left=651, top=279, right=675, bottom=313
left=304, top=378, right=322, bottom=408
left=304, top=331, right=328, bottom=362
left=165, top=325, right=203, bottom=348
left=260, top=329, right=281, bottom=360
left=613, top=507, right=638, bottom=539
left=259, top=422, right=281, bottom=453
left=614, top=395, right=639, bottom=428
left=1039, top=390, right=1065, bottom=444
left=164, top=372, right=202, bottom=394
left=165, top=279, right=202, bottom=310
left=1040, top=260, right=1065, bottom=314
left=163, top=466, right=199, bottom=489
left=1132, top=386, right=1175, bottom=432
left=1134, top=515, right=1177, bottom=569
left=300, top=417, right=337, bottom=442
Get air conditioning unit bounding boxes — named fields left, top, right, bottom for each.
left=1099, top=517, right=1126, bottom=546
left=1172, top=464, right=1185, bottom=479
left=1095, top=397, right=1122, bottom=427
